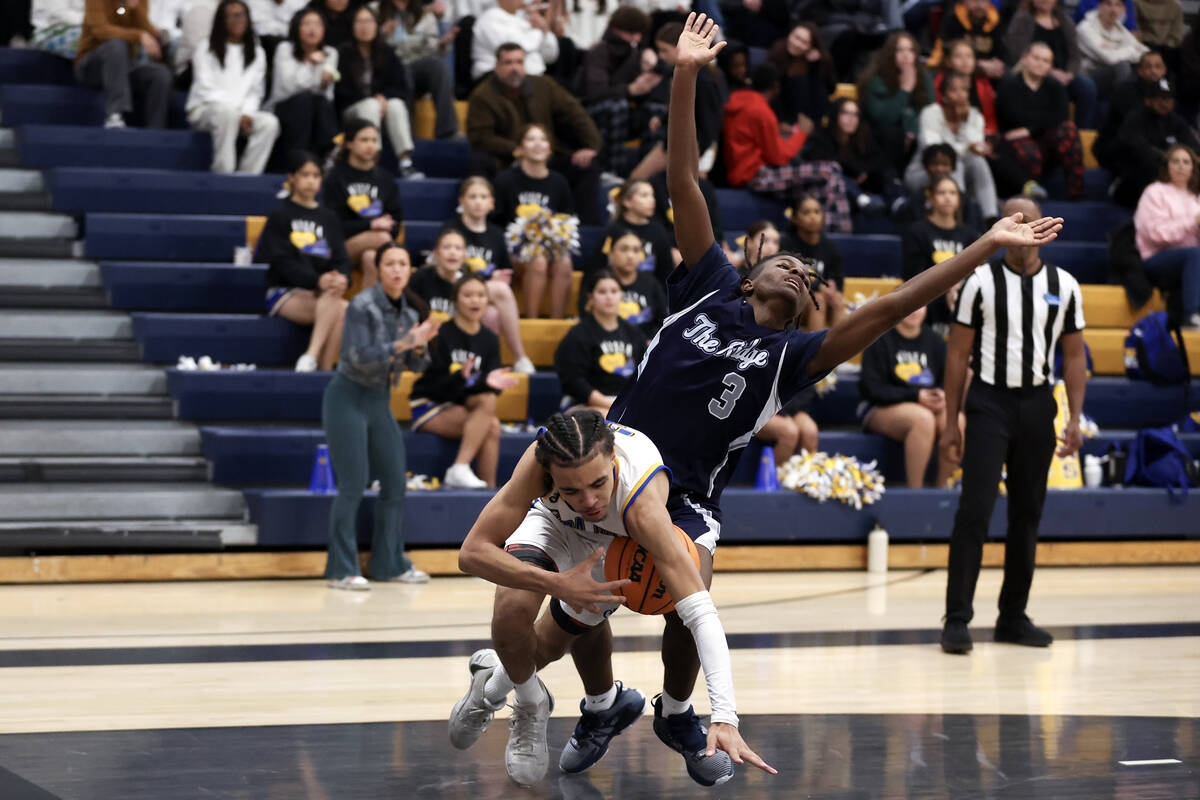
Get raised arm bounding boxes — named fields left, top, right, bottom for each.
left=807, top=213, right=1063, bottom=375
left=667, top=13, right=725, bottom=268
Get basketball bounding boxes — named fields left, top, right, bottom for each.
left=603, top=527, right=701, bottom=615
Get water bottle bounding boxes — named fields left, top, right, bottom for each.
left=867, top=522, right=888, bottom=574
left=1083, top=455, right=1103, bottom=488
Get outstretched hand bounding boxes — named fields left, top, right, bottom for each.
left=707, top=723, right=778, bottom=776
left=675, top=13, right=726, bottom=69
left=987, top=212, right=1064, bottom=250
left=556, top=548, right=629, bottom=615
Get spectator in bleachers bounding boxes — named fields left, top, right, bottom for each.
left=898, top=144, right=957, bottom=221
left=323, top=241, right=437, bottom=589
left=186, top=0, right=280, bottom=175
left=1133, top=144, right=1200, bottom=330
left=411, top=273, right=519, bottom=488
left=556, top=269, right=648, bottom=414
left=1005, top=0, right=1098, bottom=128
left=857, top=31, right=935, bottom=175
left=1076, top=0, right=1147, bottom=97
left=149, top=0, right=186, bottom=65
left=805, top=0, right=900, bottom=81
left=490, top=123, right=577, bottom=317
left=256, top=150, right=352, bottom=371
left=307, top=0, right=357, bottom=48
left=741, top=222, right=821, bottom=463
left=927, top=0, right=1008, bottom=82
left=409, top=227, right=469, bottom=320
left=267, top=9, right=341, bottom=163
left=905, top=72, right=999, bottom=222
left=579, top=8, right=660, bottom=177
left=30, top=0, right=85, bottom=59
left=335, top=5, right=422, bottom=177
left=723, top=65, right=851, bottom=232
left=446, top=177, right=538, bottom=374
left=995, top=42, right=1085, bottom=201
left=76, top=0, right=172, bottom=129
left=859, top=304, right=955, bottom=488
left=471, top=0, right=560, bottom=80
left=715, top=40, right=749, bottom=98
left=802, top=96, right=900, bottom=217
left=647, top=171, right=729, bottom=252
left=581, top=230, right=667, bottom=336
left=466, top=42, right=605, bottom=224
left=1132, top=0, right=1184, bottom=71
left=1110, top=78, right=1200, bottom=208
left=592, top=179, right=677, bottom=281
left=778, top=200, right=846, bottom=329
left=562, top=0, right=617, bottom=50
left=322, top=119, right=402, bottom=288
left=1094, top=49, right=1165, bottom=172
left=935, top=39, right=998, bottom=135
left=176, top=0, right=221, bottom=79
left=248, top=0, right=308, bottom=54
left=377, top=0, right=461, bottom=140
left=1073, top=0, right=1136, bottom=27
left=902, top=176, right=980, bottom=331
left=765, top=23, right=835, bottom=132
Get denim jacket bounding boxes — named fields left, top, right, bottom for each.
left=337, top=285, right=429, bottom=389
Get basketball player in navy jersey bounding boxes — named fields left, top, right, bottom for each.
left=599, top=12, right=1066, bottom=785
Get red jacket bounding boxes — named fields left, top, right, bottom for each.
left=722, top=89, right=807, bottom=187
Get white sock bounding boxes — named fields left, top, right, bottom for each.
left=484, top=665, right=514, bottom=707
left=660, top=691, right=691, bottom=717
left=513, top=672, right=546, bottom=706
left=583, top=683, right=617, bottom=712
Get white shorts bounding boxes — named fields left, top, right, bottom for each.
left=504, top=507, right=622, bottom=631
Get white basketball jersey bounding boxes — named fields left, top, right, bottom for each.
left=531, top=422, right=669, bottom=541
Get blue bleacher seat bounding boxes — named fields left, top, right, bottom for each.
left=0, top=84, right=187, bottom=127
left=412, top=138, right=470, bottom=179
left=0, top=48, right=75, bottom=86
left=132, top=313, right=308, bottom=365
left=85, top=213, right=245, bottom=260
left=1042, top=201, right=1131, bottom=242
left=714, top=189, right=789, bottom=232
left=242, top=485, right=1200, bottom=547
left=102, top=262, right=267, bottom=312
left=1040, top=241, right=1109, bottom=283
left=830, top=233, right=903, bottom=277
left=15, top=125, right=212, bottom=170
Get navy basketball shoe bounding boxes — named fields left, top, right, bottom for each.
left=558, top=682, right=646, bottom=773
left=651, top=693, right=735, bottom=786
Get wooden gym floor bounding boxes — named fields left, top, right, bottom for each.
left=0, top=565, right=1195, bottom=798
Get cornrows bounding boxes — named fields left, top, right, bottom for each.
left=534, top=410, right=616, bottom=471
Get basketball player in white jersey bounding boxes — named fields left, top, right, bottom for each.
left=448, top=409, right=776, bottom=787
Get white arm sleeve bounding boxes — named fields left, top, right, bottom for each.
left=673, top=590, right=738, bottom=727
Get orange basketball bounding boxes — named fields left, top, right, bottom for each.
left=603, top=527, right=701, bottom=615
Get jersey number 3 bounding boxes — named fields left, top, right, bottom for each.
left=708, top=372, right=746, bottom=420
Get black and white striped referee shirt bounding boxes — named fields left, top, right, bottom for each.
left=953, top=260, right=1086, bottom=389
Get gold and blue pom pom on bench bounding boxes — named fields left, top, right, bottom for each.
left=505, top=204, right=581, bottom=262
left=778, top=451, right=886, bottom=511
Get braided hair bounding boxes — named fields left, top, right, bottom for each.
left=534, top=410, right=616, bottom=486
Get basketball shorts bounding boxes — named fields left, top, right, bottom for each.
left=409, top=398, right=453, bottom=431
left=265, top=286, right=301, bottom=316
left=504, top=508, right=622, bottom=633
left=666, top=487, right=721, bottom=556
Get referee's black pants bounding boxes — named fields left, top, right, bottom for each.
left=945, top=381, right=1058, bottom=625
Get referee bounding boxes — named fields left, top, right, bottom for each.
left=939, top=197, right=1088, bottom=654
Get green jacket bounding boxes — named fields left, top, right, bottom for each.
left=466, top=75, right=603, bottom=170
left=863, top=72, right=936, bottom=136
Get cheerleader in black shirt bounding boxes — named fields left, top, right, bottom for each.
left=901, top=176, right=980, bottom=332
left=491, top=124, right=574, bottom=319
left=579, top=230, right=668, bottom=338
left=447, top=177, right=534, bottom=374
left=322, top=119, right=403, bottom=290
left=254, top=150, right=351, bottom=372
left=858, top=304, right=961, bottom=488
left=594, top=179, right=679, bottom=282
left=554, top=270, right=647, bottom=415
left=409, top=273, right=519, bottom=489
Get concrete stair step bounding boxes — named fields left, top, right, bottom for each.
left=0, top=257, right=101, bottom=287
left=0, top=363, right=165, bottom=395
left=0, top=210, right=76, bottom=239
left=0, top=169, right=44, bottom=192
left=0, top=456, right=209, bottom=483
left=0, top=483, right=246, bottom=521
left=0, top=519, right=256, bottom=548
left=0, top=310, right=132, bottom=339
left=0, top=338, right=138, bottom=360
left=0, top=420, right=201, bottom=456
left=0, top=394, right=173, bottom=419
left=0, top=238, right=76, bottom=258
left=0, top=191, right=51, bottom=211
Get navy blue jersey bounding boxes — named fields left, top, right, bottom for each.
left=608, top=242, right=829, bottom=503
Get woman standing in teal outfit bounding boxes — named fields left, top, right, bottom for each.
left=323, top=242, right=441, bottom=590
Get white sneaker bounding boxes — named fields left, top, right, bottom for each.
left=506, top=680, right=554, bottom=787
left=295, top=353, right=318, bottom=372
left=104, top=113, right=126, bottom=129
left=1184, top=313, right=1200, bottom=332
left=449, top=648, right=504, bottom=749
left=327, top=575, right=370, bottom=591
left=512, top=356, right=536, bottom=375
left=444, top=463, right=488, bottom=489
left=390, top=567, right=430, bottom=583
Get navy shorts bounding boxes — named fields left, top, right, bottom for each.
left=666, top=486, right=721, bottom=555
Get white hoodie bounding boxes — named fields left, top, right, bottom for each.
left=186, top=42, right=269, bottom=115
left=1077, top=7, right=1148, bottom=71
